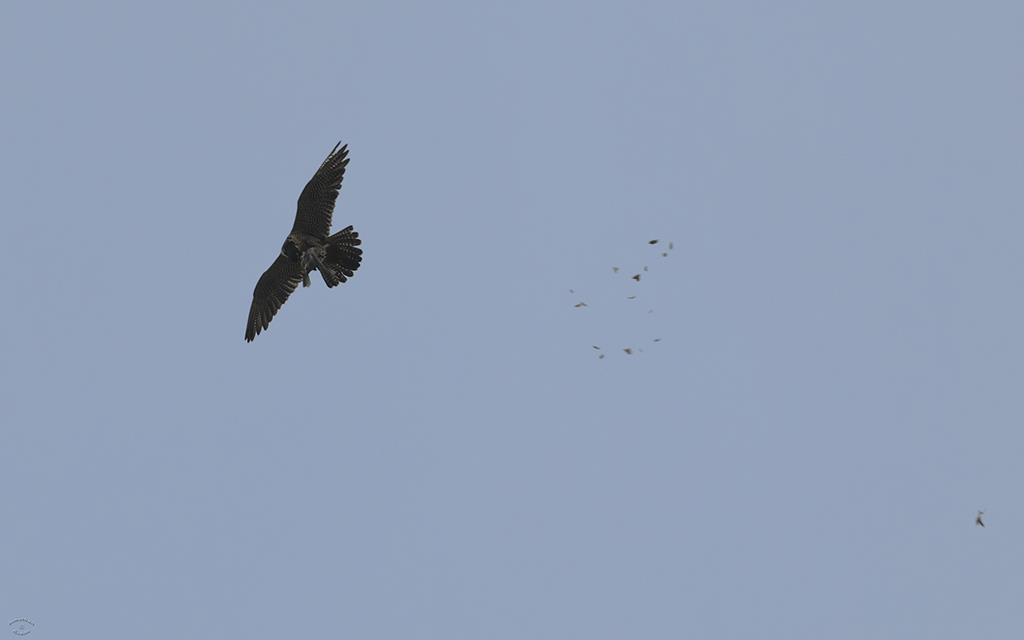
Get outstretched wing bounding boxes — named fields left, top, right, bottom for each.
left=245, top=255, right=305, bottom=342
left=292, top=142, right=349, bottom=239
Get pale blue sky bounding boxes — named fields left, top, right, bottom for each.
left=3, top=1, right=1023, bottom=638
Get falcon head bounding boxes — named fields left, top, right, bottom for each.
left=281, top=238, right=301, bottom=261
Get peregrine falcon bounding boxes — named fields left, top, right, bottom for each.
left=245, top=142, right=363, bottom=342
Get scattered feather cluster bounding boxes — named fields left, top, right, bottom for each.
left=570, top=238, right=675, bottom=359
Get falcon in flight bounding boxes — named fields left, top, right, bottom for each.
left=245, top=142, right=363, bottom=342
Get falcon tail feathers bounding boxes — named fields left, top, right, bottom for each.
left=324, top=225, right=363, bottom=286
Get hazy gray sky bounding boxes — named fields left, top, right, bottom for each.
left=3, top=1, right=1023, bottom=638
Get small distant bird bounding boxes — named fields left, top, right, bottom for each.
left=623, top=348, right=633, bottom=355
left=626, top=295, right=636, bottom=299
left=631, top=274, right=641, bottom=282
left=648, top=239, right=659, bottom=245
left=652, top=338, right=661, bottom=342
left=643, top=266, right=648, bottom=271
left=976, top=511, right=985, bottom=527
left=612, top=266, right=620, bottom=273
left=669, top=241, right=674, bottom=250
left=598, top=354, right=605, bottom=359
left=245, top=142, right=363, bottom=341
left=574, top=302, right=588, bottom=308
left=661, top=252, right=668, bottom=257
